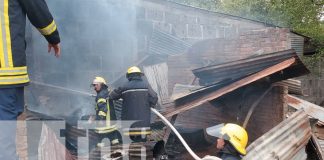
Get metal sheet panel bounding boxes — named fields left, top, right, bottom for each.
left=244, top=110, right=311, bottom=160
left=275, top=79, right=303, bottom=95
left=290, top=146, right=307, bottom=160
left=193, top=49, right=309, bottom=86
left=319, top=139, right=324, bottom=156
left=149, top=29, right=192, bottom=56
left=170, top=84, right=202, bottom=101
left=313, top=135, right=324, bottom=160
left=290, top=33, right=305, bottom=55
left=287, top=95, right=324, bottom=122
left=143, top=63, right=169, bottom=104
left=163, top=57, right=296, bottom=117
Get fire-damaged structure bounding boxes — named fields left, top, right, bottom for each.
left=16, top=0, right=324, bottom=159
left=21, top=46, right=324, bottom=159
left=155, top=48, right=319, bottom=159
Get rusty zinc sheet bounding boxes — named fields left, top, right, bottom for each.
left=275, top=79, right=303, bottom=95
left=170, top=84, right=202, bottom=101
left=243, top=110, right=311, bottom=160
left=143, top=63, right=169, bottom=104
left=192, top=49, right=309, bottom=86
left=163, top=57, right=297, bottom=118
left=287, top=94, right=324, bottom=122
left=312, top=135, right=324, bottom=160
left=149, top=29, right=191, bottom=56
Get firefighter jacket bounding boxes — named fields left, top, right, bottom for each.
left=95, top=86, right=117, bottom=134
left=218, top=143, right=242, bottom=160
left=0, top=0, right=60, bottom=88
left=109, top=75, right=158, bottom=136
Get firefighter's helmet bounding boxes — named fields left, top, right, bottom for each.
left=206, top=123, right=248, bottom=155
left=92, top=77, right=107, bottom=85
left=127, top=66, right=142, bottom=74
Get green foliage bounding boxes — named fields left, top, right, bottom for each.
left=301, top=52, right=323, bottom=76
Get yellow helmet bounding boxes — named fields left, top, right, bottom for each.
left=206, top=123, right=248, bottom=155
left=127, top=66, right=142, bottom=74
left=92, top=77, right=107, bottom=85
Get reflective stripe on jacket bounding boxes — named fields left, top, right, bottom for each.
left=109, top=76, right=158, bottom=129
left=0, top=0, right=60, bottom=87
left=122, top=127, right=152, bottom=136
left=95, top=88, right=117, bottom=133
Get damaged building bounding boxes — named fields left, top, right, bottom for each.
left=14, top=0, right=324, bottom=159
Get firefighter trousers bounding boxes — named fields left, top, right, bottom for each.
left=0, top=87, right=24, bottom=160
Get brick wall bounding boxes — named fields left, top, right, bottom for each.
left=245, top=85, right=286, bottom=142
left=137, top=0, right=267, bottom=51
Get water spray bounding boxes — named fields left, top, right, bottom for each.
left=30, top=81, right=96, bottom=97
left=30, top=81, right=220, bottom=159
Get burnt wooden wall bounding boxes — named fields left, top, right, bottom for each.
left=174, top=83, right=286, bottom=143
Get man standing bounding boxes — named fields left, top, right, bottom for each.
left=92, top=77, right=119, bottom=147
left=110, top=66, right=158, bottom=142
left=0, top=0, right=60, bottom=159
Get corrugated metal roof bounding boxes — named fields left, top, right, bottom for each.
left=313, top=136, right=324, bottom=160
left=170, top=84, right=202, bottom=101
left=149, top=29, right=191, bottom=56
left=319, top=139, right=324, bottom=156
left=287, top=94, right=324, bottom=122
left=192, top=49, right=309, bottom=86
left=290, top=32, right=305, bottom=55
left=244, top=110, right=311, bottom=160
left=143, top=63, right=169, bottom=104
left=275, top=79, right=303, bottom=95
left=162, top=50, right=309, bottom=118
left=170, top=81, right=233, bottom=104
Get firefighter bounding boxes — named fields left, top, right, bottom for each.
left=109, top=66, right=158, bottom=142
left=206, top=123, right=248, bottom=160
left=0, top=0, right=60, bottom=159
left=92, top=77, right=119, bottom=147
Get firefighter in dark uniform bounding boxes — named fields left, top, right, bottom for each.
left=109, top=66, right=158, bottom=142
left=0, top=0, right=60, bottom=159
left=92, top=77, right=119, bottom=147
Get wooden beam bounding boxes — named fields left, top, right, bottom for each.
left=163, top=57, right=296, bottom=118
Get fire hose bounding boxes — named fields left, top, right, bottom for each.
left=30, top=81, right=221, bottom=159
left=150, top=108, right=221, bottom=160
